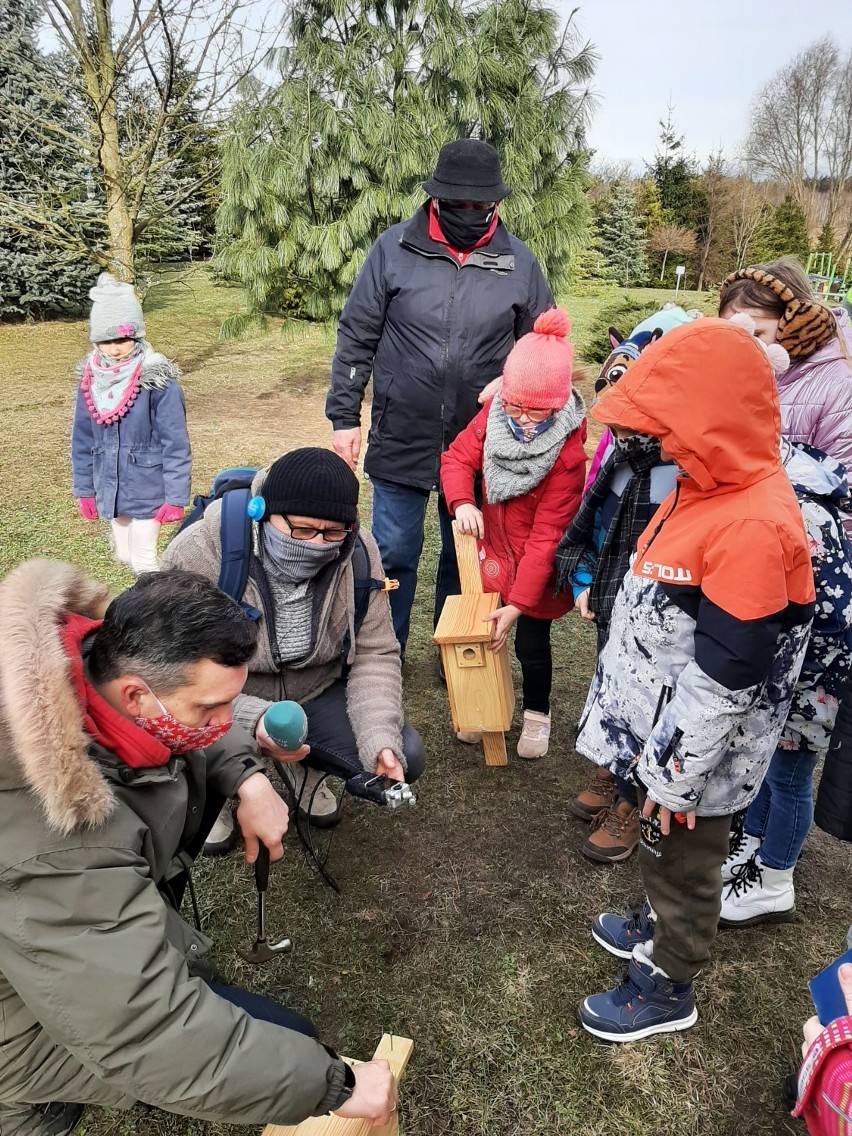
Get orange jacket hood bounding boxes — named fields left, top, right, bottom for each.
left=591, top=318, right=781, bottom=492
left=592, top=318, right=814, bottom=621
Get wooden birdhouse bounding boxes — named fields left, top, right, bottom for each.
left=433, top=524, right=515, bottom=766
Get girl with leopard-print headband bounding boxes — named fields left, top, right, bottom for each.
left=719, top=258, right=852, bottom=537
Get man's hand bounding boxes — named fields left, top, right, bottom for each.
left=641, top=796, right=696, bottom=836
left=803, top=963, right=852, bottom=1057
left=482, top=603, right=522, bottom=652
left=333, top=427, right=362, bottom=471
left=256, top=718, right=310, bottom=765
left=576, top=589, right=595, bottom=621
left=478, top=376, right=502, bottom=405
left=235, top=772, right=289, bottom=863
left=376, top=748, right=405, bottom=782
left=334, top=1059, right=397, bottom=1127
left=455, top=503, right=485, bottom=539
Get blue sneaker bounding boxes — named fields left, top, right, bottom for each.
left=578, top=948, right=697, bottom=1042
left=592, top=900, right=655, bottom=959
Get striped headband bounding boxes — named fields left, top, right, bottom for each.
left=720, top=267, right=836, bottom=358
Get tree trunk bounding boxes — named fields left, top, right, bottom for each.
left=659, top=248, right=668, bottom=283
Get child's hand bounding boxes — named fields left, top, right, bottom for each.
left=77, top=497, right=98, bottom=521
left=478, top=376, right=501, bottom=405
left=482, top=604, right=522, bottom=651
left=576, top=589, right=595, bottom=620
left=455, top=504, right=485, bottom=539
left=154, top=504, right=184, bottom=524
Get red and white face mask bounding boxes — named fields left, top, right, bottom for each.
left=135, top=687, right=232, bottom=754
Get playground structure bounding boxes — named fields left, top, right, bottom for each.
left=806, top=251, right=852, bottom=303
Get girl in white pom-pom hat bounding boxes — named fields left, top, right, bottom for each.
left=71, top=273, right=191, bottom=573
left=440, top=308, right=586, bottom=758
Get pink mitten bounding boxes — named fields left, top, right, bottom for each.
left=77, top=497, right=98, bottom=521
left=154, top=504, right=184, bottom=524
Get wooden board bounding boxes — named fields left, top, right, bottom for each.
left=451, top=522, right=483, bottom=594
left=261, top=1034, right=414, bottom=1136
left=482, top=731, right=508, bottom=767
left=433, top=592, right=499, bottom=645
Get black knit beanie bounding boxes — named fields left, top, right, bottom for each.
left=262, top=448, right=359, bottom=525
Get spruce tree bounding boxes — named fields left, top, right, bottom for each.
left=597, top=183, right=648, bottom=287
left=216, top=0, right=597, bottom=328
left=0, top=0, right=95, bottom=317
left=767, top=195, right=811, bottom=262
left=814, top=220, right=837, bottom=262
left=647, top=105, right=695, bottom=228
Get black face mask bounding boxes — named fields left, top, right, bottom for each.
left=436, top=202, right=495, bottom=251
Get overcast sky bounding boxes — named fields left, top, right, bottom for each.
left=565, top=0, right=852, bottom=173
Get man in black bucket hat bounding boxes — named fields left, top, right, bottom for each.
left=326, top=139, right=554, bottom=658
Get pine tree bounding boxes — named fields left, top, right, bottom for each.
left=0, top=0, right=95, bottom=317
left=597, top=183, right=648, bottom=287
left=216, top=0, right=597, bottom=328
left=814, top=219, right=837, bottom=262
left=767, top=195, right=811, bottom=262
left=647, top=105, right=695, bottom=228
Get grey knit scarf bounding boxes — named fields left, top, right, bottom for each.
left=483, top=390, right=586, bottom=504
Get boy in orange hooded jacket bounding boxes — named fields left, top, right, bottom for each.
left=574, top=318, right=815, bottom=1042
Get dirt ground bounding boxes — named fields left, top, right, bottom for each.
left=1, top=269, right=849, bottom=1136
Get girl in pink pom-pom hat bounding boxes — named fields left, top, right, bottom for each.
left=71, top=273, right=191, bottom=573
left=440, top=308, right=587, bottom=759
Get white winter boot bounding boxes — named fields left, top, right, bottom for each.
left=719, top=854, right=796, bottom=927
left=721, top=830, right=761, bottom=883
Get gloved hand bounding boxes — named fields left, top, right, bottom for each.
left=77, top=497, right=98, bottom=521
left=154, top=504, right=184, bottom=524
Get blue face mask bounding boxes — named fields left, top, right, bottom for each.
left=504, top=410, right=556, bottom=444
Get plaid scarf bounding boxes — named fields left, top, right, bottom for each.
left=554, top=435, right=664, bottom=632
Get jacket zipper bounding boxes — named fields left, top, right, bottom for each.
left=638, top=480, right=681, bottom=558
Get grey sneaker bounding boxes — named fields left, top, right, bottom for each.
left=277, top=763, right=342, bottom=829
left=0, top=1102, right=83, bottom=1136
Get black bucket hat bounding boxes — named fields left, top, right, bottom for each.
left=422, top=139, right=512, bottom=202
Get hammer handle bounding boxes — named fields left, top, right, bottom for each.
left=255, top=843, right=270, bottom=894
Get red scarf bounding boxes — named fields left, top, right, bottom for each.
left=428, top=201, right=500, bottom=266
left=61, top=613, right=172, bottom=769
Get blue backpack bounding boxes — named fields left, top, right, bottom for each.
left=177, top=468, right=383, bottom=653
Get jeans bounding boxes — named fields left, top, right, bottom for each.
left=514, top=616, right=552, bottom=713
left=370, top=477, right=461, bottom=653
left=297, top=678, right=426, bottom=784
left=744, top=746, right=819, bottom=870
left=209, top=981, right=316, bottom=1037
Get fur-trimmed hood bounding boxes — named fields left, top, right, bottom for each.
left=0, top=560, right=115, bottom=833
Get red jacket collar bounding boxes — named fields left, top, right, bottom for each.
left=428, top=201, right=500, bottom=265
left=61, top=613, right=172, bottom=769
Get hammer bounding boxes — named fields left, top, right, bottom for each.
left=238, top=844, right=292, bottom=964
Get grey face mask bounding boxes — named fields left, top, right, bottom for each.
left=262, top=523, right=341, bottom=583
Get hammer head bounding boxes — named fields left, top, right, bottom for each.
left=238, top=936, right=293, bottom=965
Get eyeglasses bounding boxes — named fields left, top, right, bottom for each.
left=281, top=516, right=354, bottom=543
left=502, top=402, right=554, bottom=423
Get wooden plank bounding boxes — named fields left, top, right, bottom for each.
left=433, top=592, right=498, bottom=644
left=261, top=1035, right=414, bottom=1136
left=451, top=521, right=483, bottom=595
left=482, top=731, right=508, bottom=767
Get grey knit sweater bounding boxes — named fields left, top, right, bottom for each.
left=161, top=474, right=405, bottom=771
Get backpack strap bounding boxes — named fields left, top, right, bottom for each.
left=340, top=534, right=397, bottom=675
left=217, top=487, right=260, bottom=619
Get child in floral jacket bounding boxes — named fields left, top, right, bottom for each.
left=71, top=274, right=191, bottom=573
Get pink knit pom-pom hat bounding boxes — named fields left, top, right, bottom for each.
left=501, top=307, right=573, bottom=410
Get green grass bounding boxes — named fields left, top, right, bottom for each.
left=1, top=267, right=845, bottom=1136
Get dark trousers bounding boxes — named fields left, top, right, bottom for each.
left=371, top=477, right=476, bottom=653
left=209, top=982, right=316, bottom=1037
left=514, top=615, right=553, bottom=714
left=637, top=789, right=732, bottom=983
left=300, top=678, right=426, bottom=784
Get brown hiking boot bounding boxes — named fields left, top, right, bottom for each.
left=583, top=798, right=640, bottom=863
left=571, top=767, right=617, bottom=821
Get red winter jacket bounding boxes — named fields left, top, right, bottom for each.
left=441, top=399, right=586, bottom=620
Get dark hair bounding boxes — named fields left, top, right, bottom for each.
left=718, top=257, right=814, bottom=318
left=88, top=570, right=258, bottom=694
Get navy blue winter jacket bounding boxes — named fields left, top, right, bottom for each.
left=71, top=350, right=191, bottom=521
left=326, top=203, right=554, bottom=491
